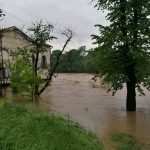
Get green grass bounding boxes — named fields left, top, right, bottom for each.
left=0, top=102, right=104, bottom=150
left=111, top=133, right=150, bottom=150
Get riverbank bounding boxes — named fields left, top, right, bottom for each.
left=38, top=73, right=150, bottom=149
left=0, top=102, right=103, bottom=150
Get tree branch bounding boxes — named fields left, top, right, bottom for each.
left=38, top=28, right=73, bottom=95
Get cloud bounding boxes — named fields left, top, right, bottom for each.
left=0, top=0, right=108, bottom=50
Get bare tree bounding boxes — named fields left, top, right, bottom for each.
left=38, top=28, right=74, bottom=95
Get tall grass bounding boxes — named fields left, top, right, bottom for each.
left=0, top=103, right=104, bottom=150
left=111, top=133, right=150, bottom=150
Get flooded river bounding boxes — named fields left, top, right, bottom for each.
left=9, top=73, right=150, bottom=149
left=37, top=73, right=150, bottom=149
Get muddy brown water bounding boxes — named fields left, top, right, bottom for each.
left=8, top=74, right=150, bottom=149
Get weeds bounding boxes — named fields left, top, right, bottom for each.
left=111, top=132, right=150, bottom=150
left=0, top=104, right=104, bottom=150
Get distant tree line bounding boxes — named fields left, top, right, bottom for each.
left=51, top=46, right=98, bottom=73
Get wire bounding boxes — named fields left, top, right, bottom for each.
left=0, top=0, right=31, bottom=28
left=3, top=10, right=30, bottom=26
left=3, top=0, right=40, bottom=21
left=2, top=10, right=31, bottom=34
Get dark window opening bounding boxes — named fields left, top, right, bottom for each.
left=41, top=55, right=47, bottom=68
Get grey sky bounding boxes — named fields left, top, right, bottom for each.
left=0, top=0, right=108, bottom=50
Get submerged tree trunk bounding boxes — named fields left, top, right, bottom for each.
left=119, top=0, right=137, bottom=111
left=126, top=81, right=136, bottom=111
left=126, top=65, right=136, bottom=111
left=126, top=0, right=139, bottom=111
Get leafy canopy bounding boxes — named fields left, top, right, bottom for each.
left=92, top=0, right=150, bottom=94
left=29, top=20, right=56, bottom=53
left=10, top=51, right=41, bottom=95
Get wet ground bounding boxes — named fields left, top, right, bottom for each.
left=8, top=73, right=150, bottom=149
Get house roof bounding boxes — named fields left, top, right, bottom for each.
left=3, top=26, right=52, bottom=48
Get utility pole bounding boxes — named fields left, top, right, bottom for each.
left=0, top=9, right=6, bottom=97
left=0, top=28, right=6, bottom=97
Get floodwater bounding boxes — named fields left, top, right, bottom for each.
left=9, top=74, right=150, bottom=149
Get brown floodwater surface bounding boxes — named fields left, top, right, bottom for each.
left=38, top=74, right=150, bottom=149
left=10, top=74, right=150, bottom=149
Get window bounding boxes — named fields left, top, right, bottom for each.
left=41, top=55, right=47, bottom=68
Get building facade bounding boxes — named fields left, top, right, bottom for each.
left=1, top=26, right=51, bottom=78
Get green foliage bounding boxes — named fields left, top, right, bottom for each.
left=10, top=56, right=40, bottom=95
left=17, top=47, right=31, bottom=64
left=92, top=0, right=150, bottom=94
left=28, top=20, right=56, bottom=95
left=111, top=133, right=149, bottom=150
left=0, top=9, right=5, bottom=18
left=0, top=104, right=104, bottom=150
left=0, top=99, right=5, bottom=108
left=29, top=20, right=56, bottom=53
left=11, top=20, right=56, bottom=97
left=51, top=46, right=98, bottom=73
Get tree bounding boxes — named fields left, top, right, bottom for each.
left=84, top=50, right=99, bottom=73
left=28, top=20, right=55, bottom=94
left=10, top=20, right=55, bottom=99
left=51, top=47, right=98, bottom=73
left=11, top=55, right=40, bottom=101
left=92, top=0, right=150, bottom=111
left=11, top=25, right=73, bottom=98
left=0, top=9, right=5, bottom=19
left=39, top=28, right=73, bottom=94
left=51, top=50, right=64, bottom=72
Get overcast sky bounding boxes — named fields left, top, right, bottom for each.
left=0, top=0, right=108, bottom=50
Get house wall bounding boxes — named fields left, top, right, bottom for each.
left=2, top=29, right=51, bottom=69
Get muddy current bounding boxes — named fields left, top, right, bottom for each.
left=9, top=73, right=150, bottom=149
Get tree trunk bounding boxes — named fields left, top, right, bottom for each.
left=34, top=51, right=39, bottom=95
left=119, top=0, right=137, bottom=111
left=126, top=81, right=136, bottom=111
